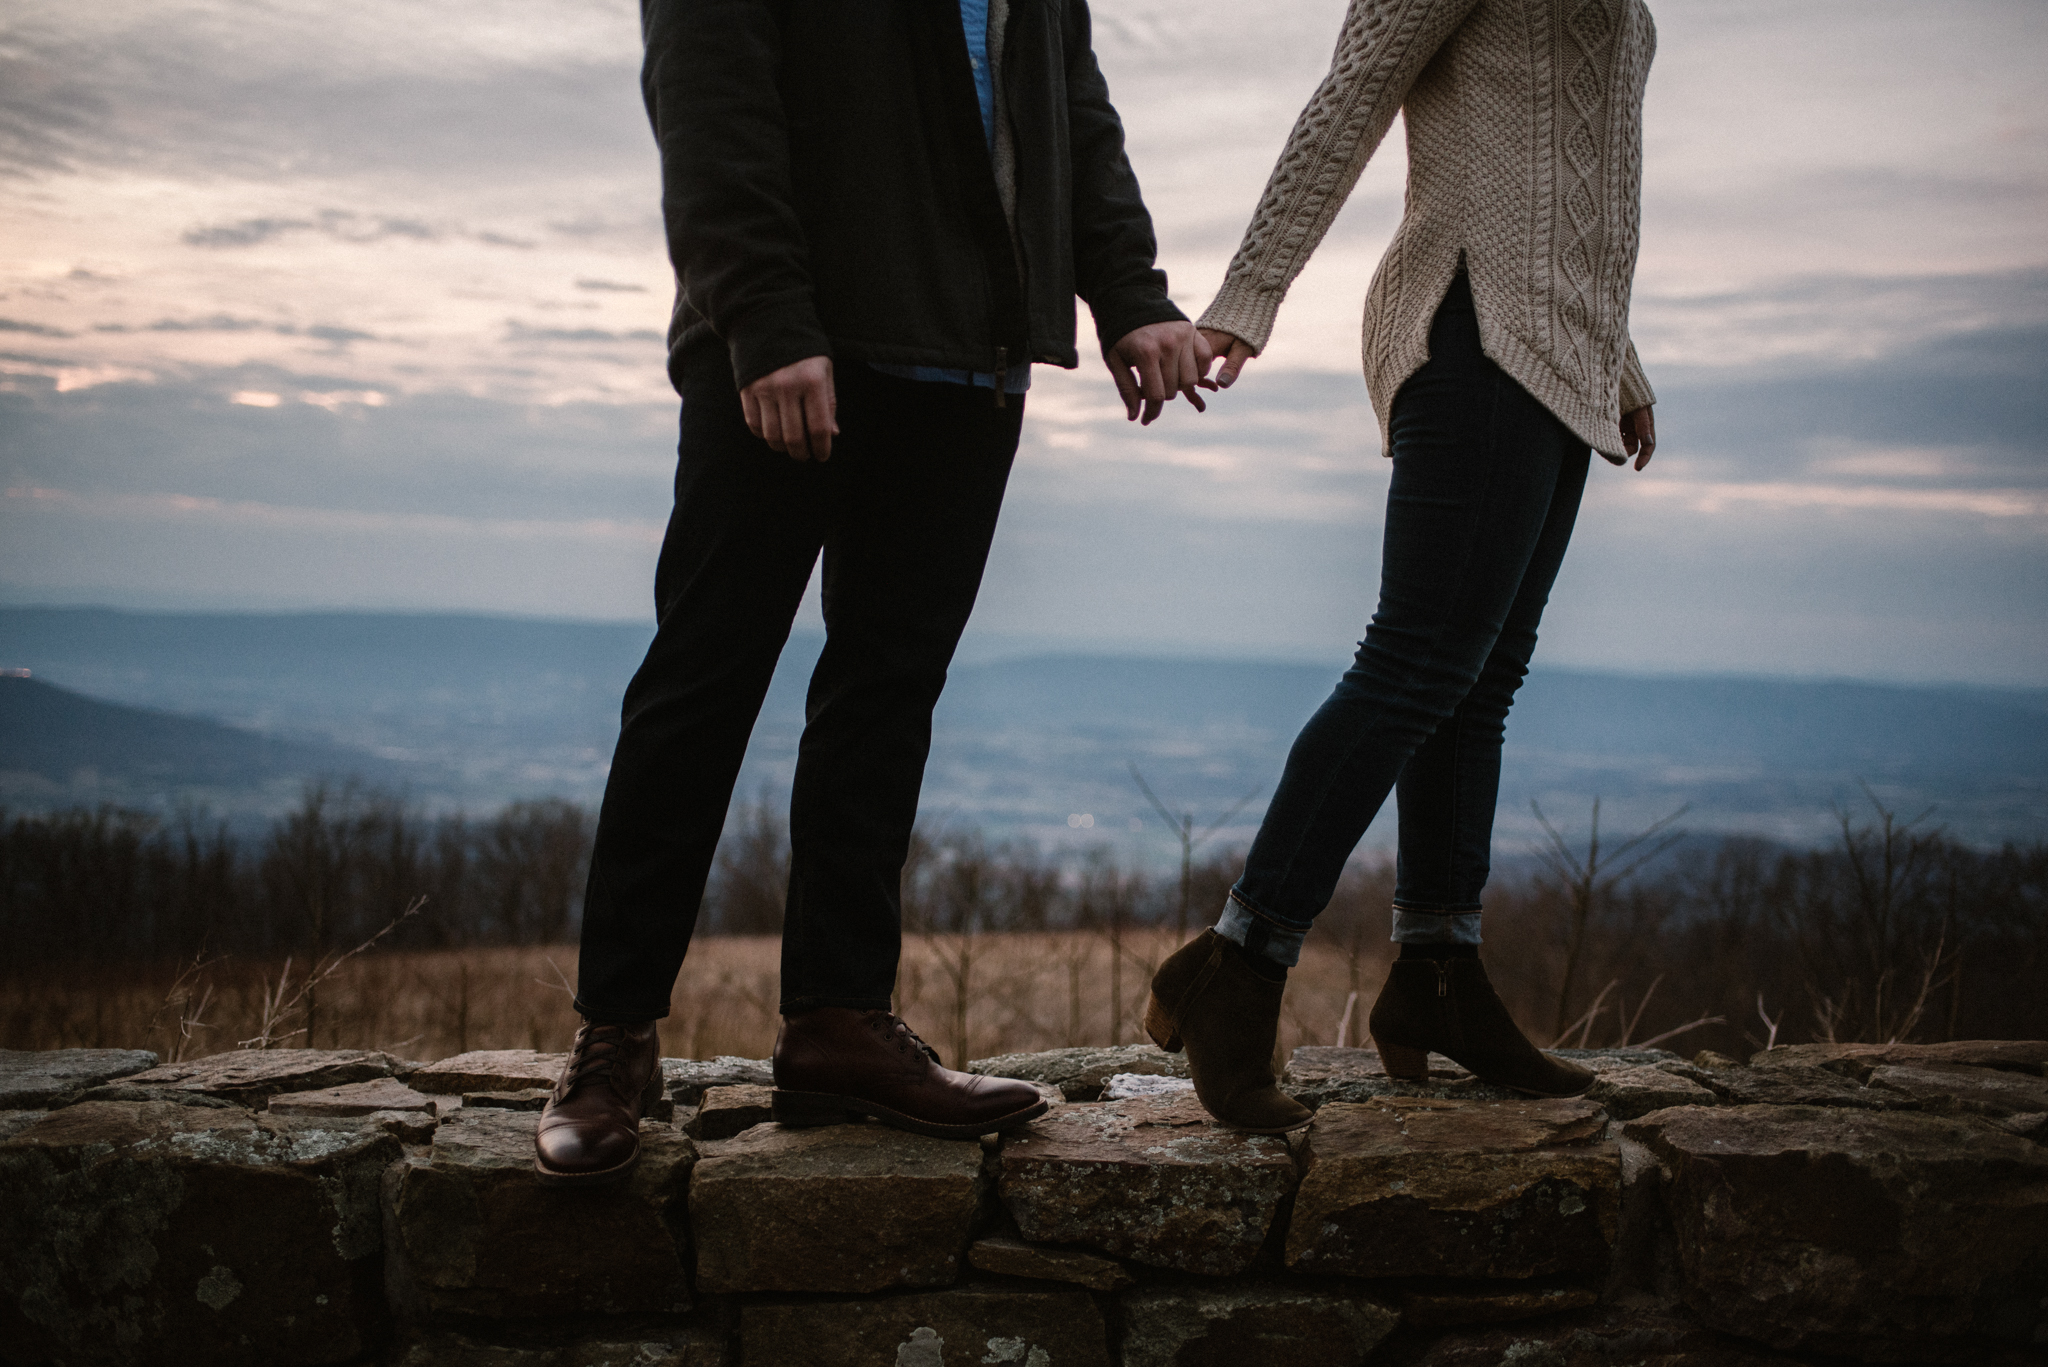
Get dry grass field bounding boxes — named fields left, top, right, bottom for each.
left=0, top=927, right=1401, bottom=1069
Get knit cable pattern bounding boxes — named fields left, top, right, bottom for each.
left=1200, top=0, right=1657, bottom=460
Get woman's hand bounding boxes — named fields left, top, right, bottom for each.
left=1197, top=327, right=1256, bottom=390
left=1620, top=405, right=1656, bottom=470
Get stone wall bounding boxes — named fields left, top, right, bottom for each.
left=2, top=1039, right=2044, bottom=1367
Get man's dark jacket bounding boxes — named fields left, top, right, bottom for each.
left=641, top=0, right=1186, bottom=392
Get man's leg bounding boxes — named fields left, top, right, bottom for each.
left=767, top=368, right=1046, bottom=1138
left=538, top=360, right=827, bottom=1186
left=779, top=367, right=1020, bottom=1010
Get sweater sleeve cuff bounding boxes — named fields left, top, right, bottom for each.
left=1619, top=338, right=1656, bottom=414
left=1195, top=281, right=1281, bottom=354
left=726, top=295, right=834, bottom=391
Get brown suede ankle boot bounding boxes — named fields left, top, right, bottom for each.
left=1367, top=957, right=1594, bottom=1098
left=1145, top=930, right=1312, bottom=1133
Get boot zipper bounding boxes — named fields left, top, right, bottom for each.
left=1435, top=960, right=1449, bottom=997
left=993, top=345, right=1008, bottom=409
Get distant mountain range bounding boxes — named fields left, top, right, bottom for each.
left=2, top=607, right=2043, bottom=850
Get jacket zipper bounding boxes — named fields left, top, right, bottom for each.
left=993, top=345, right=1007, bottom=409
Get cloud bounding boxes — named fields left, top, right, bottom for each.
left=503, top=321, right=663, bottom=346
left=88, top=315, right=380, bottom=345
left=181, top=210, right=440, bottom=249
left=0, top=318, right=73, bottom=337
left=575, top=278, right=648, bottom=292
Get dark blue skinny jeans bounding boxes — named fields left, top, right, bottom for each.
left=1229, top=272, right=1591, bottom=952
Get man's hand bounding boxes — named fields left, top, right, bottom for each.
left=741, top=355, right=838, bottom=461
left=1619, top=405, right=1656, bottom=471
left=1104, top=320, right=1209, bottom=424
left=1197, top=327, right=1256, bottom=390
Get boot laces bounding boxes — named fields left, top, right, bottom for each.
left=562, top=1022, right=633, bottom=1096
left=866, top=1012, right=941, bottom=1064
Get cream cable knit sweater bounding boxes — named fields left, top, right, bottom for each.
left=1198, top=0, right=1657, bottom=462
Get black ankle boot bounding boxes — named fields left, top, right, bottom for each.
left=1368, top=957, right=1594, bottom=1098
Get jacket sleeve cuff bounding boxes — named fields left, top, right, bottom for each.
left=1088, top=287, right=1188, bottom=354
left=1619, top=338, right=1656, bottom=414
left=726, top=295, right=834, bottom=391
left=1195, top=281, right=1281, bottom=354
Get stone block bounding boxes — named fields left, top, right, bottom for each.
left=1626, top=1103, right=2048, bottom=1360
left=741, top=1287, right=1107, bottom=1367
left=1101, top=1072, right=1195, bottom=1101
left=997, top=1094, right=1297, bottom=1276
left=268, top=1076, right=436, bottom=1117
left=0, top=1109, right=47, bottom=1141
left=0, top=1047, right=157, bottom=1107
left=968, top=1235, right=1134, bottom=1290
left=1288, top=1098, right=1619, bottom=1280
left=1582, top=1061, right=1718, bottom=1119
left=1551, top=1047, right=1682, bottom=1066
left=1865, top=1062, right=2048, bottom=1118
left=1119, top=1282, right=1399, bottom=1367
left=73, top=1085, right=242, bottom=1108
left=1405, top=1304, right=1812, bottom=1367
left=691, top=1122, right=986, bottom=1293
left=1663, top=1060, right=1914, bottom=1110
left=408, top=1049, right=566, bottom=1094
left=389, top=1327, right=727, bottom=1367
left=1752, top=1039, right=2048, bottom=1078
left=1398, top=1280, right=1601, bottom=1325
left=0, top=1100, right=398, bottom=1367
left=388, top=1108, right=694, bottom=1316
left=688, top=1083, right=775, bottom=1140
left=661, top=1055, right=773, bottom=1106
left=2000, top=1111, right=2048, bottom=1143
left=116, top=1048, right=399, bottom=1106
left=1282, top=1047, right=1520, bottom=1107
left=969, top=1045, right=1188, bottom=1102
left=464, top=1089, right=554, bottom=1111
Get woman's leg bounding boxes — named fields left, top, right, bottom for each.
left=1391, top=439, right=1591, bottom=944
left=1221, top=274, right=1585, bottom=967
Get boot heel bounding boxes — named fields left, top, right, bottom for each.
left=1375, top=1039, right=1430, bottom=1081
left=1143, top=993, right=1183, bottom=1053
left=771, top=1090, right=860, bottom=1128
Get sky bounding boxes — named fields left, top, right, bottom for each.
left=1, top=0, right=2044, bottom=684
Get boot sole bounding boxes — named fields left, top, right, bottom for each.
left=770, top=1088, right=1049, bottom=1140
left=532, top=1148, right=640, bottom=1188
left=1372, top=1035, right=1597, bottom=1099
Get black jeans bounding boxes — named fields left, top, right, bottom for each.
left=574, top=362, right=1022, bottom=1020
left=1230, top=272, right=1591, bottom=946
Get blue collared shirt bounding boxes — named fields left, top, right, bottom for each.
left=872, top=0, right=1029, bottom=395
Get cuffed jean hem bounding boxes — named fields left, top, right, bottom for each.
left=1390, top=909, right=1484, bottom=945
left=571, top=996, right=672, bottom=1024
left=1216, top=891, right=1308, bottom=968
left=779, top=994, right=896, bottom=1017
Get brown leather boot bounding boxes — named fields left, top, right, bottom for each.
left=1144, top=930, right=1313, bottom=1133
left=1368, top=957, right=1595, bottom=1097
left=533, top=1019, right=663, bottom=1187
left=771, top=1008, right=1048, bottom=1139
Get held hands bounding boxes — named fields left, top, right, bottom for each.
left=1619, top=406, right=1656, bottom=470
left=1104, top=320, right=1211, bottom=424
left=1197, top=327, right=1256, bottom=390
left=741, top=355, right=838, bottom=461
